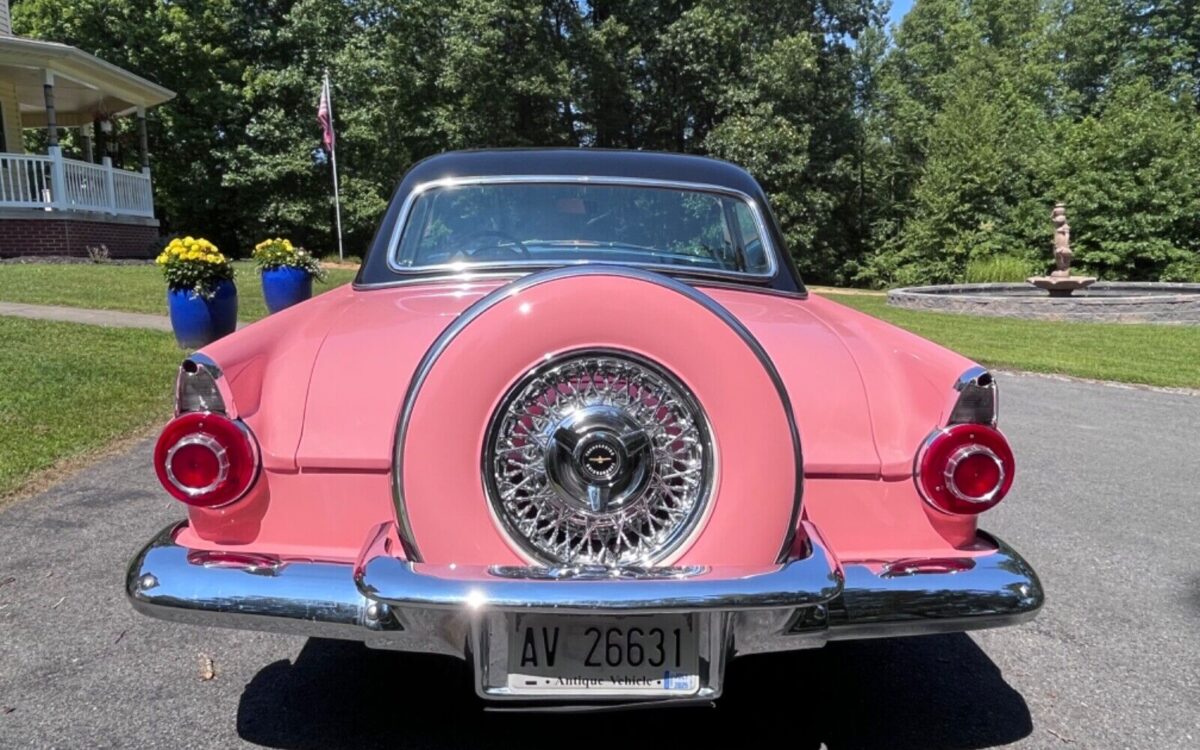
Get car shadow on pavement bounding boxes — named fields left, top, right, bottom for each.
left=237, top=633, right=1031, bottom=749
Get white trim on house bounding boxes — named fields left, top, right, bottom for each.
left=0, top=36, right=173, bottom=114
left=0, top=151, right=154, bottom=218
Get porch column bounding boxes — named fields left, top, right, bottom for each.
left=136, top=106, right=149, bottom=172
left=43, top=70, right=66, bottom=209
left=95, top=118, right=108, bottom=160
left=80, top=127, right=94, bottom=163
left=102, top=155, right=117, bottom=215
left=42, top=70, right=58, bottom=147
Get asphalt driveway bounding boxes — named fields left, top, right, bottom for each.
left=1, top=373, right=1197, bottom=748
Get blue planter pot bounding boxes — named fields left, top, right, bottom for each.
left=167, top=279, right=238, bottom=349
left=261, top=266, right=313, bottom=314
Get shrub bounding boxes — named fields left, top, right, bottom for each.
left=1160, top=260, right=1200, bottom=283
left=964, top=255, right=1037, bottom=283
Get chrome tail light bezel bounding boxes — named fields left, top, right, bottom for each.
left=154, top=411, right=260, bottom=508
left=943, top=444, right=1007, bottom=505
left=915, top=423, right=1015, bottom=515
left=916, top=367, right=1014, bottom=515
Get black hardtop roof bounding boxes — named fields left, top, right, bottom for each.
left=402, top=148, right=766, bottom=197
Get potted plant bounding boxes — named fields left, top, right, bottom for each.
left=158, top=236, right=238, bottom=348
left=253, top=237, right=325, bottom=314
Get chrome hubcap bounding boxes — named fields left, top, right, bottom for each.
left=547, top=405, right=652, bottom=514
left=485, top=352, right=712, bottom=566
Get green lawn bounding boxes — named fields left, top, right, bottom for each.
left=0, top=261, right=359, bottom=322
left=0, top=317, right=183, bottom=499
left=821, top=292, right=1200, bottom=389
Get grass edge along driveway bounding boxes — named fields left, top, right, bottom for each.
left=0, top=317, right=181, bottom=500
left=821, top=292, right=1200, bottom=390
left=0, top=261, right=359, bottom=322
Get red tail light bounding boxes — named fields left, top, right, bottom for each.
left=154, top=412, right=259, bottom=508
left=916, top=423, right=1014, bottom=514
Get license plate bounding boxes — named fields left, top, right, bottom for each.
left=505, top=614, right=700, bottom=696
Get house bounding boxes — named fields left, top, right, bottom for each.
left=0, top=0, right=174, bottom=257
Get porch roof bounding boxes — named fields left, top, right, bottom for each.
left=0, top=36, right=174, bottom=126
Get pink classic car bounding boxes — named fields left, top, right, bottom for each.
left=127, top=149, right=1042, bottom=707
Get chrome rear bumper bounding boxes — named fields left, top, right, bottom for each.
left=127, top=521, right=1042, bottom=700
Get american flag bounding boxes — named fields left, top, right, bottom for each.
left=317, top=75, right=335, bottom=153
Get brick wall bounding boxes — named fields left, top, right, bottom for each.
left=0, top=217, right=160, bottom=258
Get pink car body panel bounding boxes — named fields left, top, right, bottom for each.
left=180, top=277, right=978, bottom=567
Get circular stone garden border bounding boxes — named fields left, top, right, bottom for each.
left=887, top=282, right=1200, bottom=325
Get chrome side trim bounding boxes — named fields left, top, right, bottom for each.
left=185, top=352, right=223, bottom=380
left=383, top=175, right=781, bottom=281
left=948, top=365, right=998, bottom=426
left=351, top=267, right=808, bottom=295
left=391, top=265, right=804, bottom=564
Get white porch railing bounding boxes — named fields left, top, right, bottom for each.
left=0, top=149, right=155, bottom=219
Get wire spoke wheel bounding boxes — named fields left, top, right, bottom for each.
left=485, top=351, right=713, bottom=566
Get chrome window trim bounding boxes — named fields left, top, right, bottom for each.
left=383, top=175, right=782, bottom=281
left=352, top=270, right=810, bottom=303
left=391, top=265, right=804, bottom=564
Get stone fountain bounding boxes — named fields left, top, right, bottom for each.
left=1027, top=203, right=1096, bottom=296
left=885, top=201, right=1200, bottom=324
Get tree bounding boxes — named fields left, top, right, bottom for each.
left=16, top=0, right=1198, bottom=284
left=862, top=0, right=1061, bottom=285
left=1055, top=79, right=1200, bottom=280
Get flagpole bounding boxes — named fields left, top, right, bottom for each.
left=324, top=70, right=345, bottom=261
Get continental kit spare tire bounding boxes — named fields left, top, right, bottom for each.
left=393, top=267, right=802, bottom=567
